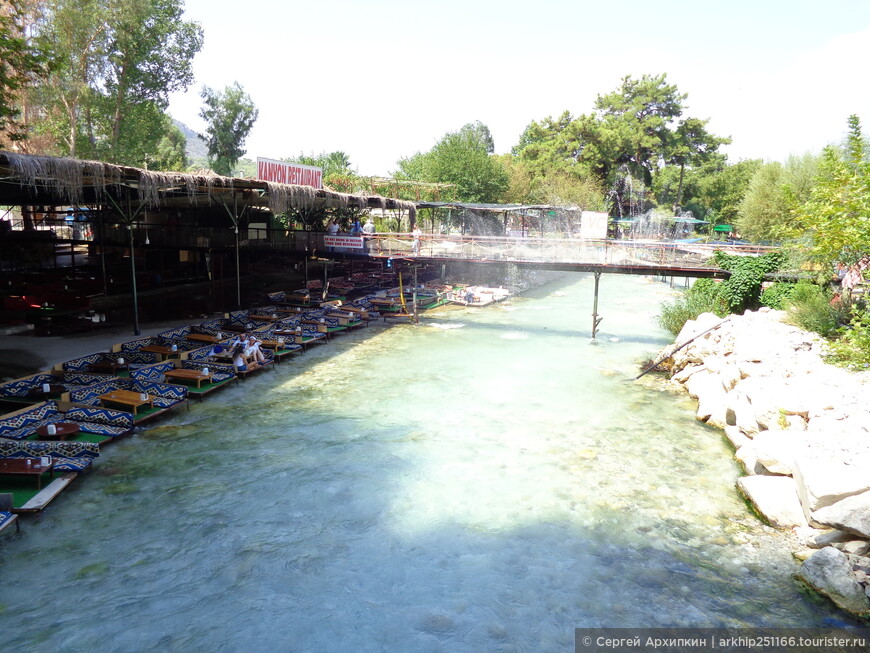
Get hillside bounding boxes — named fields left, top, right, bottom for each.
left=172, top=119, right=208, bottom=163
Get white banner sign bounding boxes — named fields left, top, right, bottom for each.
left=256, top=157, right=323, bottom=189
left=324, top=235, right=364, bottom=250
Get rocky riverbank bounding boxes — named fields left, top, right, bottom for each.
left=657, top=308, right=870, bottom=620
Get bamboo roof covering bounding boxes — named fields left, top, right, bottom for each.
left=0, top=151, right=417, bottom=218
left=415, top=201, right=580, bottom=213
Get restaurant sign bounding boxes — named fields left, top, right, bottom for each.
left=324, top=235, right=364, bottom=249
left=256, top=157, right=322, bottom=189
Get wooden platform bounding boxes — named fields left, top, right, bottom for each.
left=16, top=473, right=77, bottom=513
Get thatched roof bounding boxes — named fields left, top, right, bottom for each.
left=0, top=151, right=416, bottom=219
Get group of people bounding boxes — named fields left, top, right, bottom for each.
left=220, top=332, right=266, bottom=373
left=323, top=218, right=424, bottom=254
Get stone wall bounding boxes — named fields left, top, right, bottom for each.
left=661, top=308, right=870, bottom=618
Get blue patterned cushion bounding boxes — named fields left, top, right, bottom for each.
left=0, top=440, right=99, bottom=458
left=66, top=406, right=134, bottom=431
left=63, top=372, right=114, bottom=386
left=52, top=456, right=95, bottom=472
left=182, top=361, right=235, bottom=383
left=0, top=373, right=56, bottom=398
left=62, top=352, right=105, bottom=371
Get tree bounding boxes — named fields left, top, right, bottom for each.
left=665, top=117, right=731, bottom=212
left=199, top=82, right=258, bottom=176
left=101, top=0, right=202, bottom=160
left=798, top=115, right=870, bottom=266
left=736, top=154, right=819, bottom=242
left=27, top=0, right=201, bottom=163
left=594, top=73, right=686, bottom=187
left=513, top=74, right=729, bottom=215
left=395, top=121, right=509, bottom=202
left=0, top=0, right=50, bottom=146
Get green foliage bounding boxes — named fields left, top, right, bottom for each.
left=797, top=115, right=870, bottom=267
left=654, top=158, right=761, bottom=225
left=735, top=154, right=819, bottom=242
left=711, top=250, right=786, bottom=311
left=783, top=282, right=841, bottom=337
left=0, top=0, right=51, bottom=144
left=199, top=81, right=258, bottom=176
left=825, top=306, right=870, bottom=368
left=513, top=74, right=728, bottom=216
left=658, top=278, right=729, bottom=335
left=394, top=121, right=509, bottom=202
left=759, top=282, right=796, bottom=309
left=33, top=0, right=201, bottom=164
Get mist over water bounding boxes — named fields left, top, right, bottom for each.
left=0, top=274, right=849, bottom=651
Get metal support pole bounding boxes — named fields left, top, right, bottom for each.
left=234, top=225, right=241, bottom=309
left=413, top=266, right=419, bottom=324
left=591, top=272, right=602, bottom=340
left=130, top=225, right=141, bottom=336
left=234, top=192, right=241, bottom=309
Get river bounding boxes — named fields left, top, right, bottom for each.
left=0, top=273, right=849, bottom=651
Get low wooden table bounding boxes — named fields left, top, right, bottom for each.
left=140, top=344, right=181, bottom=359
left=26, top=384, right=66, bottom=401
left=98, top=389, right=154, bottom=415
left=163, top=368, right=213, bottom=388
left=35, top=422, right=80, bottom=441
left=185, top=333, right=221, bottom=344
left=247, top=314, right=280, bottom=322
left=0, top=458, right=54, bottom=490
left=88, top=361, right=128, bottom=374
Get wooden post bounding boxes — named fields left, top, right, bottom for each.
left=591, top=272, right=602, bottom=340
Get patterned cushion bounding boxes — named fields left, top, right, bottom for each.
left=63, top=372, right=114, bottom=386
left=62, top=352, right=105, bottom=371
left=131, top=362, right=174, bottom=381
left=182, top=361, right=235, bottom=383
left=0, top=373, right=56, bottom=398
left=0, top=402, right=58, bottom=438
left=0, top=440, right=99, bottom=458
left=52, top=456, right=96, bottom=472
left=65, top=406, right=134, bottom=431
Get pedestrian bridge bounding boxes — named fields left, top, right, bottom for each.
left=354, top=233, right=774, bottom=279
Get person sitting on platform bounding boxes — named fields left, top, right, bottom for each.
left=232, top=343, right=250, bottom=373
left=245, top=334, right=266, bottom=364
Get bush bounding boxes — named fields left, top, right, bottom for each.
left=760, top=282, right=796, bottom=309
left=784, top=282, right=841, bottom=337
left=825, top=307, right=870, bottom=368
left=658, top=279, right=729, bottom=336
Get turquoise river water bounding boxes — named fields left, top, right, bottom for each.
left=0, top=274, right=850, bottom=651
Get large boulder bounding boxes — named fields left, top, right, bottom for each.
left=684, top=369, right=727, bottom=425
left=797, top=547, right=870, bottom=617
left=737, top=475, right=808, bottom=528
left=672, top=313, right=728, bottom=369
left=724, top=388, right=760, bottom=436
left=747, top=429, right=822, bottom=476
left=812, top=490, right=870, bottom=539
left=793, top=434, right=870, bottom=521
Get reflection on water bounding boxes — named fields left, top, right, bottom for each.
left=0, top=274, right=848, bottom=651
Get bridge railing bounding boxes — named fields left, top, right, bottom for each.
left=368, top=233, right=776, bottom=269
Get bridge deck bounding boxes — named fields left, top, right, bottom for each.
left=333, top=234, right=768, bottom=278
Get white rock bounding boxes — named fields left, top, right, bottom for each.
left=723, top=425, right=752, bottom=450
left=798, top=547, right=870, bottom=617
left=737, top=475, right=808, bottom=528
left=724, top=388, right=759, bottom=436
left=735, top=446, right=763, bottom=476
left=793, top=437, right=870, bottom=522
left=812, top=490, right=870, bottom=539
left=749, top=430, right=817, bottom=476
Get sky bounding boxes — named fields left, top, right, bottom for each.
left=167, top=0, right=870, bottom=177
